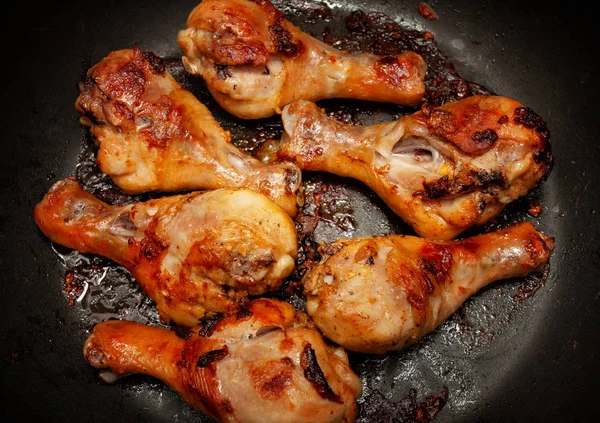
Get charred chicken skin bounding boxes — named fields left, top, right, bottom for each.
left=75, top=47, right=301, bottom=216
left=177, top=0, right=427, bottom=119
left=303, top=222, right=554, bottom=354
left=274, top=95, right=552, bottom=240
left=34, top=178, right=297, bottom=326
left=84, top=298, right=362, bottom=423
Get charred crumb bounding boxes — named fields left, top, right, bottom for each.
left=298, top=176, right=357, bottom=233
left=356, top=386, right=449, bottom=423
left=345, top=10, right=370, bottom=33
left=235, top=299, right=253, bottom=320
left=140, top=233, right=168, bottom=260
left=172, top=322, right=194, bottom=340
left=263, top=278, right=307, bottom=312
left=63, top=264, right=105, bottom=305
left=513, top=107, right=550, bottom=138
left=4, top=350, right=26, bottom=364
left=478, top=198, right=487, bottom=213
left=419, top=170, right=505, bottom=200
left=532, top=146, right=554, bottom=189
left=198, top=312, right=225, bottom=337
left=264, top=225, right=319, bottom=313
left=321, top=98, right=414, bottom=126
left=215, top=65, right=232, bottom=80
left=353, top=243, right=378, bottom=265
left=296, top=235, right=322, bottom=273
left=513, top=265, right=550, bottom=302
left=196, top=346, right=229, bottom=368
left=417, top=3, right=438, bottom=21
left=300, top=343, right=343, bottom=403
left=278, top=0, right=333, bottom=24
left=480, top=170, right=506, bottom=186
left=471, top=128, right=498, bottom=147
left=141, top=50, right=166, bottom=73
left=528, top=199, right=543, bottom=217
left=269, top=24, right=305, bottom=56
left=318, top=197, right=355, bottom=232
left=221, top=400, right=234, bottom=414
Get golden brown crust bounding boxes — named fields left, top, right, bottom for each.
left=75, top=47, right=302, bottom=215
left=185, top=0, right=304, bottom=66
left=303, top=222, right=554, bottom=353
left=83, top=299, right=362, bottom=422
left=34, top=178, right=298, bottom=326
left=277, top=96, right=552, bottom=240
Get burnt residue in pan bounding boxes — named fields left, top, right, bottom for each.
left=59, top=1, right=550, bottom=421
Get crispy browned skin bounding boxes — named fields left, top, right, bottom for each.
left=84, top=299, right=362, bottom=423
left=303, top=222, right=554, bottom=354
left=177, top=0, right=427, bottom=119
left=275, top=96, right=552, bottom=240
left=75, top=47, right=301, bottom=216
left=33, top=178, right=297, bottom=326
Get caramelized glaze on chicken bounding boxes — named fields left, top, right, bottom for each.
left=75, top=47, right=301, bottom=216
left=177, top=0, right=427, bottom=119
left=274, top=95, right=552, bottom=240
left=34, top=178, right=297, bottom=326
left=303, top=222, right=554, bottom=354
left=84, top=298, right=362, bottom=423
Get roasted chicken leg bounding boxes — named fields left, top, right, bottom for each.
left=34, top=178, right=297, bottom=326
left=177, top=0, right=427, bottom=119
left=75, top=47, right=301, bottom=216
left=303, top=222, right=554, bottom=354
left=274, top=96, right=552, bottom=240
left=84, top=298, right=362, bottom=423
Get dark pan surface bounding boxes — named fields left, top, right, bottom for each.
left=1, top=1, right=599, bottom=421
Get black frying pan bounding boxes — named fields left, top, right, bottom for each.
left=2, top=1, right=599, bottom=422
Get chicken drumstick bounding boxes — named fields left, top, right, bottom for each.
left=76, top=47, right=301, bottom=216
left=177, top=0, right=427, bottom=119
left=274, top=96, right=552, bottom=240
left=34, top=178, right=297, bottom=326
left=84, top=299, right=362, bottom=423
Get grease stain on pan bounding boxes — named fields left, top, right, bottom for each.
left=53, top=244, right=163, bottom=327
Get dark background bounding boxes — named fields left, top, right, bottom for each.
left=1, top=1, right=599, bottom=422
